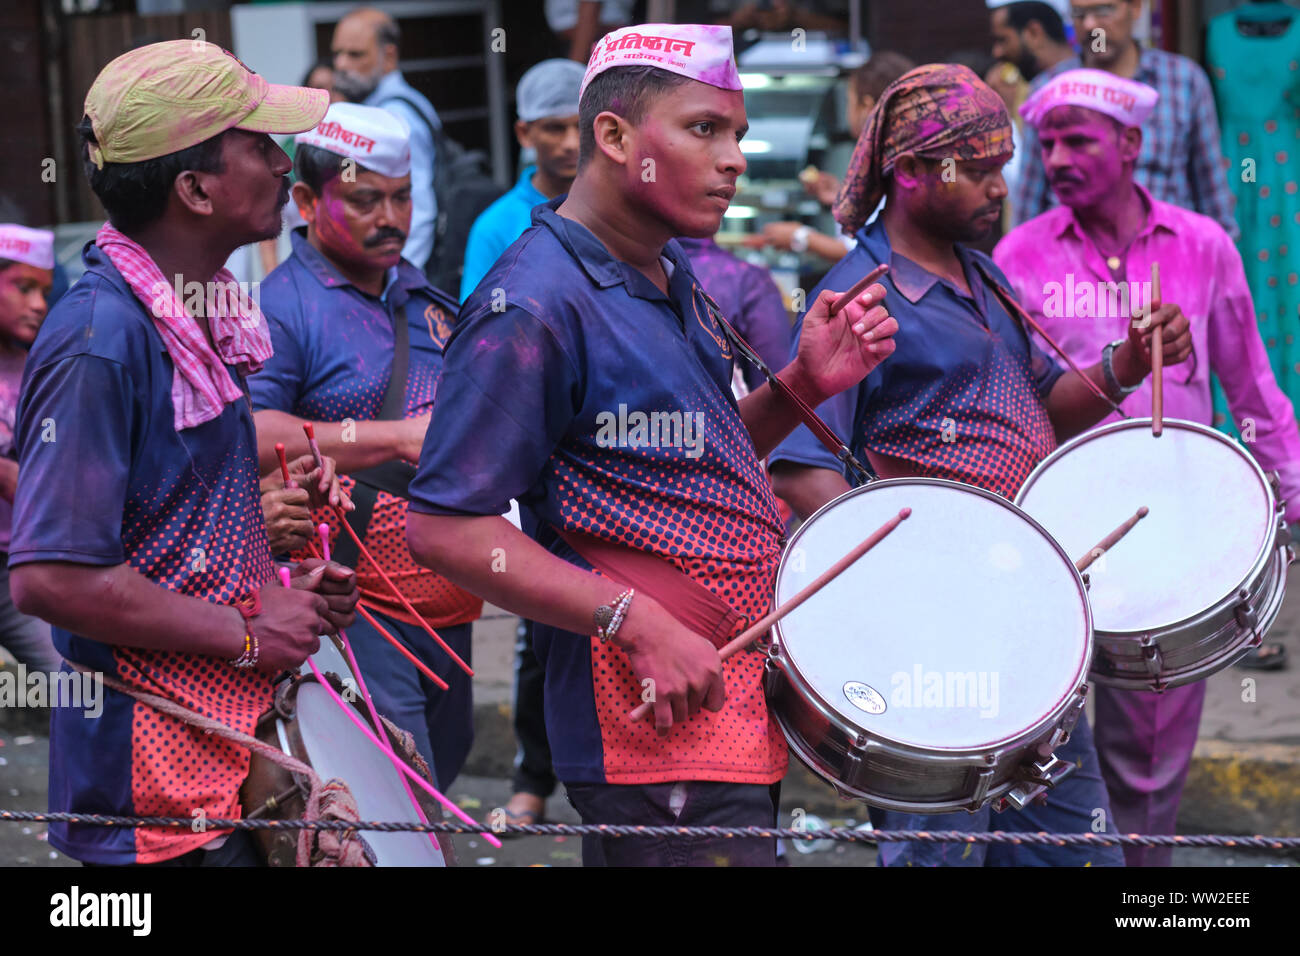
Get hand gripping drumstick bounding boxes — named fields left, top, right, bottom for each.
left=830, top=263, right=889, bottom=316
left=628, top=507, right=912, bottom=723
left=1074, top=506, right=1149, bottom=573
left=1150, top=262, right=1164, bottom=437
left=300, top=423, right=474, bottom=677
left=275, top=442, right=295, bottom=488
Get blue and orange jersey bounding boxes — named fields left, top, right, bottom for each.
left=409, top=200, right=788, bottom=786
left=250, top=229, right=481, bottom=628
left=10, top=244, right=275, bottom=864
left=770, top=218, right=1065, bottom=499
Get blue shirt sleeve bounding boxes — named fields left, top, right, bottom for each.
left=10, top=354, right=136, bottom=566
left=767, top=310, right=869, bottom=475
left=459, top=210, right=510, bottom=303
left=408, top=302, right=581, bottom=517
left=248, top=307, right=307, bottom=413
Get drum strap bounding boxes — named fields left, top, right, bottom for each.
left=696, top=286, right=874, bottom=486
left=554, top=527, right=747, bottom=650
left=971, top=261, right=1130, bottom=419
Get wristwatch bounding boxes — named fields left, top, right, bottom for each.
left=1101, top=338, right=1140, bottom=401
left=790, top=225, right=812, bottom=254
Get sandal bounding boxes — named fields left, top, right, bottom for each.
left=1236, top=643, right=1288, bottom=671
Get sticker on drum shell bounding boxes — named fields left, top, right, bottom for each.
left=843, top=681, right=887, bottom=715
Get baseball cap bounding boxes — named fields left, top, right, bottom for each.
left=84, top=39, right=329, bottom=169
left=517, top=59, right=586, bottom=122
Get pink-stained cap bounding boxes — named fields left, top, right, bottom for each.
left=0, top=224, right=55, bottom=270
left=1020, top=68, right=1159, bottom=131
left=579, top=23, right=742, bottom=101
left=294, top=103, right=412, bottom=179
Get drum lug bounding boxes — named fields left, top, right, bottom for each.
left=1139, top=635, right=1166, bottom=691
left=968, top=754, right=999, bottom=808
left=1037, top=687, right=1087, bottom=758
left=1234, top=589, right=1258, bottom=634
left=763, top=656, right=781, bottom=696
left=1081, top=572, right=1090, bottom=592
left=1004, top=755, right=1076, bottom=810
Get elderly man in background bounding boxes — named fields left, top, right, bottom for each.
left=332, top=6, right=442, bottom=271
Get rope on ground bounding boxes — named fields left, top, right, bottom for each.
left=3, top=809, right=1298, bottom=850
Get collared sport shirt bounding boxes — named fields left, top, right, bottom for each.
left=10, top=243, right=275, bottom=865
left=675, top=236, right=792, bottom=391
left=995, top=184, right=1300, bottom=520
left=770, top=218, right=1066, bottom=499
left=1013, top=47, right=1238, bottom=240
left=408, top=199, right=788, bottom=786
left=250, top=229, right=481, bottom=628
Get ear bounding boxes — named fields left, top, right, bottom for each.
left=1023, top=20, right=1044, bottom=45
left=292, top=181, right=317, bottom=225
left=172, top=170, right=215, bottom=218
left=382, top=42, right=399, bottom=73
left=514, top=119, right=532, bottom=149
left=891, top=154, right=929, bottom=191
left=591, top=111, right=631, bottom=167
left=1119, top=125, right=1142, bottom=164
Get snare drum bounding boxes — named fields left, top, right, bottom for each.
left=240, top=672, right=454, bottom=866
left=1015, top=418, right=1293, bottom=692
left=767, top=478, right=1092, bottom=814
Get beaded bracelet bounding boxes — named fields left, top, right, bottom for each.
left=230, top=590, right=262, bottom=668
left=600, top=588, right=635, bottom=645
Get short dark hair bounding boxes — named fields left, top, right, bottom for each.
left=0, top=258, right=17, bottom=273
left=851, top=51, right=916, bottom=104
left=76, top=115, right=227, bottom=233
left=293, top=143, right=347, bottom=194
left=1005, top=1, right=1068, bottom=44
left=577, top=66, right=692, bottom=168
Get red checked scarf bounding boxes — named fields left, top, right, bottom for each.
left=96, top=223, right=273, bottom=430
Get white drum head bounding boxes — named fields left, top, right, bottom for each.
left=1016, top=420, right=1272, bottom=633
left=293, top=682, right=449, bottom=866
left=775, top=480, right=1090, bottom=751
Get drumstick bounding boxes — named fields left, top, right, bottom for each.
left=628, top=507, right=911, bottom=723
left=298, top=423, right=475, bottom=677
left=275, top=442, right=295, bottom=488
left=1074, top=506, right=1149, bottom=573
left=830, top=263, right=889, bottom=316
left=1150, top=262, right=1163, bottom=437
left=287, top=552, right=461, bottom=853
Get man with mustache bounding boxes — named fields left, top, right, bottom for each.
left=331, top=6, right=441, bottom=271
left=768, top=64, right=1191, bottom=866
left=994, top=69, right=1300, bottom=865
left=251, top=103, right=482, bottom=790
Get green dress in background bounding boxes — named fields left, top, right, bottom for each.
left=1207, top=4, right=1300, bottom=432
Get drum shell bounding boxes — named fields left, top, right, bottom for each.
left=1016, top=418, right=1294, bottom=691
left=767, top=478, right=1092, bottom=813
left=239, top=673, right=451, bottom=866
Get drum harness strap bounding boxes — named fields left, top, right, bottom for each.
left=67, top=661, right=382, bottom=867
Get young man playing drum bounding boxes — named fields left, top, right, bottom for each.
left=252, top=102, right=482, bottom=791
left=768, top=64, right=1192, bottom=866
left=406, top=23, right=899, bottom=867
left=8, top=42, right=360, bottom=866
left=993, top=69, right=1300, bottom=866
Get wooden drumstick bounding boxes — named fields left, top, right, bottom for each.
left=1150, top=262, right=1163, bottom=437
left=1075, top=506, right=1149, bottom=573
left=627, top=507, right=912, bottom=723
left=275, top=441, right=295, bottom=488
left=830, top=263, right=890, bottom=316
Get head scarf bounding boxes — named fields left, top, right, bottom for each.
left=834, top=63, right=1013, bottom=234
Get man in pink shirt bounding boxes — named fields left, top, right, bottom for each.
left=994, top=68, right=1300, bottom=866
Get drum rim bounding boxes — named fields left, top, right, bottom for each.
left=1015, top=416, right=1277, bottom=637
left=772, top=476, right=1093, bottom=752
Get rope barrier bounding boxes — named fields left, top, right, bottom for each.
left=3, top=810, right=1298, bottom=850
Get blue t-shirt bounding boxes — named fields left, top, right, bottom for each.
left=459, top=166, right=549, bottom=302
left=10, top=242, right=275, bottom=864
left=409, top=200, right=788, bottom=786
left=250, top=229, right=482, bottom=626
left=770, top=218, right=1065, bottom=499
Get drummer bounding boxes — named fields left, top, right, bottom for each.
left=251, top=102, right=483, bottom=791
left=992, top=69, right=1300, bottom=866
left=405, top=22, right=898, bottom=867
left=7, top=41, right=360, bottom=866
left=768, top=63, right=1192, bottom=866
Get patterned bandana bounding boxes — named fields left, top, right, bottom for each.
left=96, top=223, right=273, bottom=431
left=834, top=64, right=1014, bottom=235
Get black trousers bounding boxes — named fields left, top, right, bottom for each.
left=511, top=618, right=557, bottom=799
